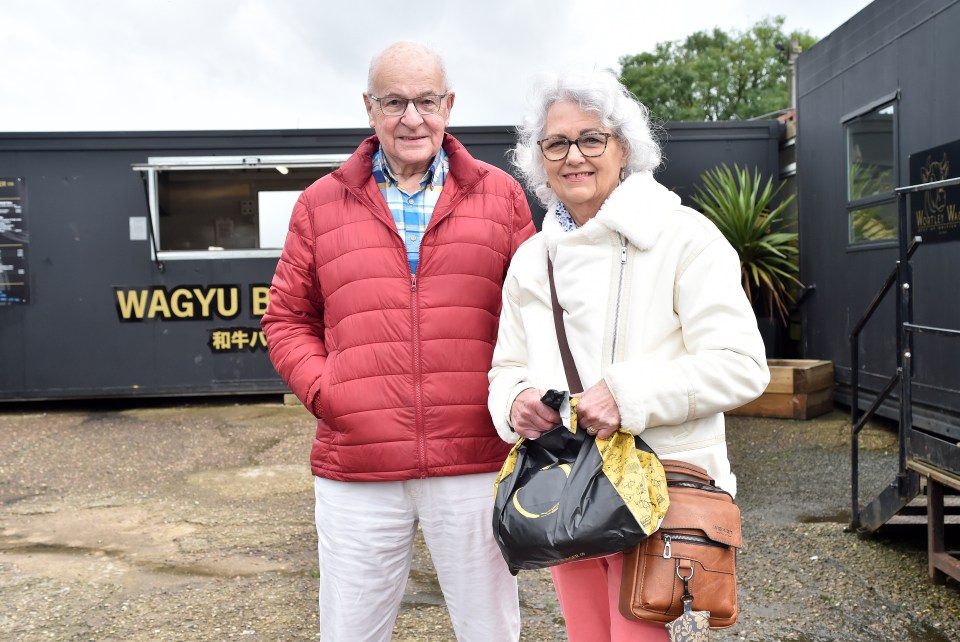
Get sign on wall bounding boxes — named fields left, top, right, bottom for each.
left=909, top=139, right=960, bottom=244
left=0, top=177, right=29, bottom=304
left=113, top=283, right=271, bottom=354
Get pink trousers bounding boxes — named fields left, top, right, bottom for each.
left=550, top=553, right=668, bottom=641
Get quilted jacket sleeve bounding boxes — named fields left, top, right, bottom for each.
left=261, top=192, right=328, bottom=417
left=509, top=182, right=536, bottom=262
left=487, top=266, right=532, bottom=444
left=487, top=184, right=536, bottom=442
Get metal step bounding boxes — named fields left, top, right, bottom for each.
left=857, top=472, right=921, bottom=533
left=885, top=514, right=960, bottom=525
left=881, top=487, right=960, bottom=526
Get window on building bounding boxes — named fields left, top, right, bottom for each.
left=133, top=155, right=348, bottom=260
left=845, top=102, right=897, bottom=245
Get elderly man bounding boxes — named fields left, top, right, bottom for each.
left=261, top=41, right=535, bottom=641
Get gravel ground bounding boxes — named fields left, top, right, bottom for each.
left=0, top=399, right=957, bottom=641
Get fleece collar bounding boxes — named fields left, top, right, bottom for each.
left=542, top=171, right=684, bottom=252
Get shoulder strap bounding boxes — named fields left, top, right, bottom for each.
left=547, top=258, right=584, bottom=394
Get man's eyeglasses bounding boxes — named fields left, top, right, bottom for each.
left=537, top=132, right=615, bottom=161
left=369, top=94, right=448, bottom=117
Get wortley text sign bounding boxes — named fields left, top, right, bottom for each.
left=909, top=139, right=960, bottom=244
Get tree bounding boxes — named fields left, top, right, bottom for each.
left=619, top=17, right=816, bottom=122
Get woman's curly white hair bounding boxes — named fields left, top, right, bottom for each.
left=510, top=69, right=663, bottom=208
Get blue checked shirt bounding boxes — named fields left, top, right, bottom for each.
left=372, top=147, right=449, bottom=275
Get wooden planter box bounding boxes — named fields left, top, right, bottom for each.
left=727, top=359, right=834, bottom=420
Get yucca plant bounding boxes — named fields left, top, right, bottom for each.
left=691, top=163, right=801, bottom=325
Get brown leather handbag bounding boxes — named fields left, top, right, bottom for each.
left=619, top=459, right=741, bottom=629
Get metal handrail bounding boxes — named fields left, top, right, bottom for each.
left=849, top=175, right=960, bottom=531
left=894, top=175, right=960, bottom=194
left=849, top=237, right=921, bottom=339
left=852, top=369, right=901, bottom=437
left=903, top=323, right=960, bottom=338
left=849, top=237, right=920, bottom=530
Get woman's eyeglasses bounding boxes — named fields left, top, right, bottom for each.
left=537, top=132, right=614, bottom=161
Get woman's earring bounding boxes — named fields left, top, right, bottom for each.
left=546, top=180, right=551, bottom=189
left=619, top=168, right=626, bottom=182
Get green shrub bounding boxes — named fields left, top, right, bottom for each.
left=691, top=163, right=801, bottom=324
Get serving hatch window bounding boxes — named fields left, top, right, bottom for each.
left=133, top=155, right=348, bottom=260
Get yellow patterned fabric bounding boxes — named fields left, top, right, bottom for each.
left=569, top=397, right=669, bottom=534
left=493, top=397, right=669, bottom=536
left=494, top=445, right=520, bottom=495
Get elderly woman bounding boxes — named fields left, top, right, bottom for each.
left=488, top=70, right=770, bottom=640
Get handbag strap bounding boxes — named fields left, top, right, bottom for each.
left=547, top=258, right=659, bottom=456
left=547, top=257, right=584, bottom=394
left=660, top=459, right=717, bottom=485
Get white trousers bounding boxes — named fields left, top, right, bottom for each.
left=313, top=472, right=520, bottom=642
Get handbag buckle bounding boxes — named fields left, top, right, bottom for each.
left=676, top=560, right=695, bottom=605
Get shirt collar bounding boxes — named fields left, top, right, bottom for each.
left=555, top=201, right=579, bottom=232
left=373, top=146, right=448, bottom=190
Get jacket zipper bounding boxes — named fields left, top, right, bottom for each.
left=610, top=233, right=628, bottom=363
left=661, top=533, right=729, bottom=559
left=361, top=175, right=448, bottom=481
left=410, top=272, right=427, bottom=478
left=391, top=177, right=472, bottom=479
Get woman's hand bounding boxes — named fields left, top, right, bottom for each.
left=574, top=379, right=621, bottom=439
left=510, top=388, right=562, bottom=440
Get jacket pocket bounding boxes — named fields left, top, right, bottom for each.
left=318, top=351, right=337, bottom=426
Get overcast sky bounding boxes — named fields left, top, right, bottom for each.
left=3, top=0, right=875, bottom=132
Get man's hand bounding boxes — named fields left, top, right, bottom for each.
left=574, top=379, right=621, bottom=439
left=510, top=388, right=561, bottom=440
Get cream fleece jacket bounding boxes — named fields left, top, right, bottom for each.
left=487, top=171, right=770, bottom=495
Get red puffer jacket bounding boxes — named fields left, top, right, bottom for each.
left=262, top=134, right=535, bottom=482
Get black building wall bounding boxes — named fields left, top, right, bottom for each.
left=796, top=0, right=960, bottom=428
left=0, top=122, right=782, bottom=402
left=658, top=121, right=783, bottom=207
left=0, top=129, right=375, bottom=400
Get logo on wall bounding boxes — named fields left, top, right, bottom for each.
left=909, top=140, right=960, bottom=243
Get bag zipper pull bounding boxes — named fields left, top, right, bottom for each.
left=662, top=535, right=672, bottom=559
